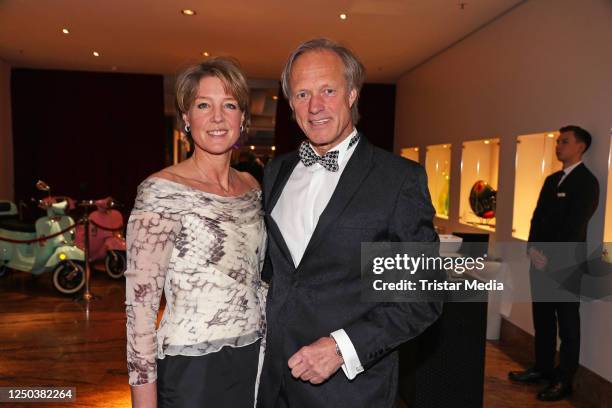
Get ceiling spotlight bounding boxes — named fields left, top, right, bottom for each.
left=181, top=9, right=196, bottom=16
left=272, top=95, right=278, bottom=100
left=250, top=145, right=255, bottom=150
left=339, top=13, right=347, bottom=20
left=271, top=146, right=276, bottom=151
left=93, top=51, right=100, bottom=57
left=547, top=133, right=555, bottom=138
left=62, top=28, right=70, bottom=34
left=484, top=140, right=490, bottom=144
left=202, top=51, right=210, bottom=57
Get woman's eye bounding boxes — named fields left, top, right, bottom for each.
left=197, top=102, right=209, bottom=109
left=225, top=103, right=238, bottom=110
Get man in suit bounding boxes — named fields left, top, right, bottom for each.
left=257, top=38, right=443, bottom=408
left=509, top=125, right=599, bottom=401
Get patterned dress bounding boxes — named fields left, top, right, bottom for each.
left=125, top=177, right=267, bottom=389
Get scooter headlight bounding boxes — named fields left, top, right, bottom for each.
left=58, top=252, right=67, bottom=261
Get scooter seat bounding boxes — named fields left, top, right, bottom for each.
left=0, top=216, right=36, bottom=233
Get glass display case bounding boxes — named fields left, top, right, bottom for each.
left=459, top=138, right=500, bottom=231
left=425, top=144, right=451, bottom=219
left=512, top=132, right=561, bottom=240
left=400, top=147, right=419, bottom=162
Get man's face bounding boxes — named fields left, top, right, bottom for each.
left=288, top=50, right=357, bottom=155
left=555, top=131, right=585, bottom=164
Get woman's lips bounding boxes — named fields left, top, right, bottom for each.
left=207, top=129, right=229, bottom=136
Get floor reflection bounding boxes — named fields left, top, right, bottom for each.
left=0, top=268, right=581, bottom=407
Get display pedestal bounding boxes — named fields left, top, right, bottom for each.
left=399, top=284, right=487, bottom=407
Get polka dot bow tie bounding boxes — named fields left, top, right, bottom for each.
left=298, top=134, right=360, bottom=172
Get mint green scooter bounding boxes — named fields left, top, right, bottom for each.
left=0, top=181, right=85, bottom=294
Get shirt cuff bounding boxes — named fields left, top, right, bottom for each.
left=330, top=329, right=364, bottom=380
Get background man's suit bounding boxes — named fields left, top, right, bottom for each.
left=258, top=137, right=444, bottom=408
left=528, top=163, right=599, bottom=383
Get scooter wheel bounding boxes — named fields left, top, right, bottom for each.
left=105, top=250, right=126, bottom=279
left=52, top=261, right=85, bottom=295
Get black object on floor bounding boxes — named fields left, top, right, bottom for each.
left=398, top=286, right=487, bottom=408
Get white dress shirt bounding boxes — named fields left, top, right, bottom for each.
left=271, top=128, right=365, bottom=380
left=558, top=161, right=582, bottom=186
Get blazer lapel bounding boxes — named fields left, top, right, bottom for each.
left=265, top=153, right=300, bottom=269
left=299, top=136, right=375, bottom=267
left=267, top=154, right=300, bottom=215
left=558, top=163, right=584, bottom=189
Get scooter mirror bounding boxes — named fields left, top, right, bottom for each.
left=35, top=180, right=50, bottom=192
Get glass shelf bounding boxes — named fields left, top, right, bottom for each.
left=512, top=131, right=561, bottom=240
left=400, top=147, right=419, bottom=162
left=425, top=144, right=451, bottom=219
left=459, top=138, right=500, bottom=231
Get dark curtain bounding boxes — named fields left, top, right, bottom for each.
left=11, top=69, right=166, bottom=216
left=273, top=83, right=396, bottom=154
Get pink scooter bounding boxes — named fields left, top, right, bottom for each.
left=75, top=197, right=126, bottom=279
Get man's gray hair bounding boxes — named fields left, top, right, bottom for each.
left=280, top=38, right=366, bottom=124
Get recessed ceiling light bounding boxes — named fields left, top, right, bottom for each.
left=93, top=51, right=100, bottom=57
left=339, top=13, right=347, bottom=20
left=202, top=51, right=210, bottom=57
left=272, top=95, right=278, bottom=100
left=250, top=145, right=255, bottom=150
left=271, top=146, right=276, bottom=151
left=181, top=9, right=196, bottom=16
left=62, top=28, right=70, bottom=34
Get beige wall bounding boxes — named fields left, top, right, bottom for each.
left=0, top=59, right=13, bottom=201
left=395, top=0, right=612, bottom=381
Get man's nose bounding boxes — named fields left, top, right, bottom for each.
left=308, top=94, right=324, bottom=114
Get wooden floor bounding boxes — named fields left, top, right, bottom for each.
left=0, top=270, right=589, bottom=407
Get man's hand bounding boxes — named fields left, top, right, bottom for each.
left=528, top=247, right=548, bottom=270
left=288, top=337, right=343, bottom=384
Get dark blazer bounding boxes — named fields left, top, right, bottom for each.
left=528, top=163, right=599, bottom=297
left=528, top=163, right=599, bottom=244
left=258, top=137, right=444, bottom=408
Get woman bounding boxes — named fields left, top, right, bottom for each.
left=125, top=57, right=267, bottom=408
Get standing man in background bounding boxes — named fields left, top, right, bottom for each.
left=509, top=125, right=599, bottom=402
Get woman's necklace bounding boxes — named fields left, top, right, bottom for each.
left=192, top=157, right=232, bottom=194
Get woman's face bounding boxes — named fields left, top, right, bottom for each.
left=183, top=76, right=244, bottom=155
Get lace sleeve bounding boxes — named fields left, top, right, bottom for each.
left=125, top=205, right=180, bottom=386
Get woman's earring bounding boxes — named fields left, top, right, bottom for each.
left=184, top=124, right=191, bottom=133
left=240, top=124, right=245, bottom=133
